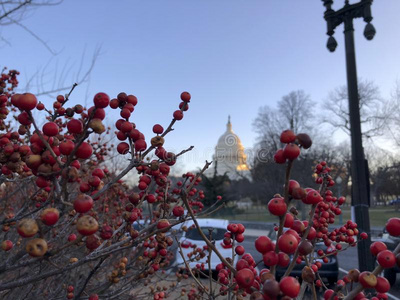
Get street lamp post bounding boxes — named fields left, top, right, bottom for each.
left=321, top=0, right=375, bottom=272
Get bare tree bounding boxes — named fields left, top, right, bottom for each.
left=0, top=0, right=62, bottom=54
left=323, top=79, right=390, bottom=139
left=253, top=90, right=316, bottom=153
left=386, top=81, right=400, bottom=146
left=0, top=0, right=101, bottom=98
left=21, top=46, right=101, bottom=99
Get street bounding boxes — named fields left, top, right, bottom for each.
left=171, top=229, right=400, bottom=299
left=243, top=236, right=400, bottom=299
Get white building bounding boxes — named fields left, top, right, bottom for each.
left=204, top=116, right=250, bottom=181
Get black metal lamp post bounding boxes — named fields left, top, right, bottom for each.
left=321, top=0, right=375, bottom=272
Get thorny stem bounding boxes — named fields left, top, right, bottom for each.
left=74, top=257, right=106, bottom=300
left=51, top=82, right=78, bottom=121
left=208, top=229, right=214, bottom=298
left=283, top=175, right=329, bottom=278
left=271, top=159, right=293, bottom=275
left=344, top=242, right=400, bottom=300
left=0, top=218, right=187, bottom=290
left=283, top=203, right=317, bottom=277
left=181, top=162, right=236, bottom=275
left=175, top=237, right=209, bottom=297
left=28, top=111, right=63, bottom=167
left=91, top=115, right=182, bottom=201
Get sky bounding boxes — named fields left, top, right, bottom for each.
left=2, top=0, right=400, bottom=172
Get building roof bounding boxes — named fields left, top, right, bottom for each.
left=205, top=116, right=249, bottom=180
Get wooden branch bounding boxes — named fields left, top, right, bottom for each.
left=175, top=237, right=209, bottom=297
left=0, top=0, right=31, bottom=21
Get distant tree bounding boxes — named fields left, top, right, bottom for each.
left=251, top=90, right=319, bottom=218
left=323, top=79, right=390, bottom=139
left=386, top=81, right=400, bottom=146
left=253, top=90, right=316, bottom=153
left=1, top=0, right=99, bottom=98
left=200, top=172, right=231, bottom=208
left=366, top=145, right=400, bottom=206
left=0, top=0, right=62, bottom=54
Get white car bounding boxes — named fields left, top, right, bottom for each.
left=175, top=218, right=238, bottom=271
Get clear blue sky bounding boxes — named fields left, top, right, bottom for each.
left=3, top=1, right=400, bottom=171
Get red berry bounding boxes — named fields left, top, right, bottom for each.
left=263, top=251, right=278, bottom=266
left=274, top=149, right=286, bottom=164
left=278, top=252, right=290, bottom=267
left=117, top=142, right=130, bottom=154
left=89, top=294, right=99, bottom=300
left=153, top=124, right=164, bottom=134
left=255, top=236, right=273, bottom=254
left=67, top=119, right=83, bottom=134
left=110, top=98, right=119, bottom=109
left=386, top=218, right=400, bottom=236
left=88, top=176, right=101, bottom=187
left=40, top=208, right=60, bottom=226
left=1, top=240, right=13, bottom=251
left=93, top=92, right=110, bottom=108
left=375, top=276, right=390, bottom=293
left=179, top=102, right=189, bottom=111
left=134, top=139, right=147, bottom=152
left=359, top=271, right=377, bottom=288
left=73, top=195, right=94, bottom=213
left=56, top=95, right=64, bottom=103
left=157, top=219, right=170, bottom=230
left=88, top=106, right=105, bottom=120
left=268, top=197, right=287, bottom=216
left=280, top=130, right=296, bottom=143
left=180, top=91, right=191, bottom=102
left=278, top=233, right=299, bottom=254
left=18, top=112, right=32, bottom=125
left=235, top=234, right=245, bottom=243
left=42, top=122, right=59, bottom=136
left=92, top=168, right=105, bottom=179
left=235, top=268, right=254, bottom=288
left=120, top=121, right=133, bottom=133
left=284, top=213, right=294, bottom=228
left=235, top=245, right=245, bottom=255
left=127, top=95, right=138, bottom=106
left=76, top=142, right=93, bottom=159
left=172, top=206, right=184, bottom=217
left=297, top=133, right=312, bottom=149
left=59, top=140, right=75, bottom=155
left=279, top=276, right=300, bottom=298
left=370, top=241, right=387, bottom=256
left=36, top=102, right=45, bottom=110
left=288, top=180, right=300, bottom=195
left=173, top=110, right=183, bottom=120
left=304, top=190, right=322, bottom=205
left=377, top=250, right=396, bottom=268
left=79, top=182, right=90, bottom=193
left=18, top=93, right=38, bottom=111
left=283, top=143, right=300, bottom=160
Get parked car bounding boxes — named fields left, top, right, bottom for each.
left=132, top=219, right=151, bottom=231
left=372, top=228, right=400, bottom=286
left=267, top=230, right=339, bottom=285
left=389, top=198, right=400, bottom=206
left=175, top=219, right=237, bottom=271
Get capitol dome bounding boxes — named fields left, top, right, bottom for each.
left=205, top=116, right=250, bottom=180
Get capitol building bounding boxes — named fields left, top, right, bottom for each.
left=204, top=116, right=250, bottom=181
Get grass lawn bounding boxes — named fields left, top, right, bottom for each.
left=211, top=205, right=400, bottom=228
left=335, top=206, right=400, bottom=228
